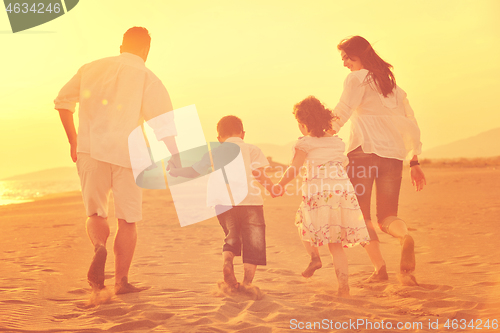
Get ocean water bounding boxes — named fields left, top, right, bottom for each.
left=0, top=179, right=81, bottom=206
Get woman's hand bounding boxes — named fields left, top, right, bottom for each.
left=410, top=165, right=426, bottom=191
left=271, top=184, right=284, bottom=198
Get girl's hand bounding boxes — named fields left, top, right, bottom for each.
left=271, top=184, right=284, bottom=198
left=410, top=165, right=426, bottom=191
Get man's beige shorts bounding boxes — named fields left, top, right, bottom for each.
left=76, top=153, right=142, bottom=223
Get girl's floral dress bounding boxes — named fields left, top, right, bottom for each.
left=293, top=136, right=370, bottom=247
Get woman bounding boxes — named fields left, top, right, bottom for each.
left=331, top=36, right=426, bottom=285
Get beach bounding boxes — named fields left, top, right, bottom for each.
left=0, top=166, right=499, bottom=332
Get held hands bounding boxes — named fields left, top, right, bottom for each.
left=167, top=162, right=181, bottom=177
left=410, top=165, right=426, bottom=191
left=166, top=154, right=181, bottom=171
left=270, top=184, right=285, bottom=198
left=166, top=155, right=182, bottom=177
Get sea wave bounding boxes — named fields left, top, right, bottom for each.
left=0, top=180, right=81, bottom=206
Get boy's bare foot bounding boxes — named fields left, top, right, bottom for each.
left=398, top=273, right=419, bottom=286
left=240, top=282, right=264, bottom=300
left=114, top=277, right=149, bottom=295
left=223, top=261, right=239, bottom=290
left=365, top=265, right=388, bottom=283
left=302, top=257, right=322, bottom=278
left=87, top=245, right=107, bottom=290
left=400, top=235, right=415, bottom=274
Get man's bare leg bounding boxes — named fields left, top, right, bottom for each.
left=86, top=215, right=109, bottom=290
left=114, top=219, right=146, bottom=294
left=222, top=251, right=238, bottom=290
left=301, top=240, right=322, bottom=278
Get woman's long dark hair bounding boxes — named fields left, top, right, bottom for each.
left=338, top=36, right=396, bottom=97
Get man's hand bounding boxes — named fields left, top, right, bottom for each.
left=70, top=143, right=77, bottom=162
left=168, top=166, right=200, bottom=178
left=58, top=109, right=78, bottom=163
left=168, top=166, right=180, bottom=177
left=410, top=165, right=426, bottom=191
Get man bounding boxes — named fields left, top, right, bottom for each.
left=55, top=27, right=180, bottom=294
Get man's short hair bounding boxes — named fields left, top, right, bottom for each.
left=122, top=27, right=151, bottom=52
left=217, top=116, right=244, bottom=138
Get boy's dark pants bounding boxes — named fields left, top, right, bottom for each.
left=215, top=205, right=266, bottom=266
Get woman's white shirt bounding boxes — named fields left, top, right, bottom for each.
left=331, top=69, right=422, bottom=160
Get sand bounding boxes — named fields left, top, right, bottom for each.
left=0, top=167, right=499, bottom=332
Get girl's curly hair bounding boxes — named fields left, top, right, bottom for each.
left=293, top=96, right=338, bottom=137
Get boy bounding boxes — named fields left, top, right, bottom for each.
left=169, top=116, right=276, bottom=292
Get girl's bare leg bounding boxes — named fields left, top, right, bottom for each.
left=301, top=240, right=322, bottom=278
left=328, top=243, right=349, bottom=297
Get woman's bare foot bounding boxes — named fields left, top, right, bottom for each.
left=87, top=245, right=107, bottom=290
left=114, top=277, right=149, bottom=295
left=400, top=235, right=415, bottom=274
left=302, top=257, right=322, bottom=278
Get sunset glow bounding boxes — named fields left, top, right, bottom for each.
left=1, top=0, right=499, bottom=178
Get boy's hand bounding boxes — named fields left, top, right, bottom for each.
left=168, top=165, right=180, bottom=177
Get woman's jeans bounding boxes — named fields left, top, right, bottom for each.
left=347, top=146, right=403, bottom=241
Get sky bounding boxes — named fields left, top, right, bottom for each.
left=0, top=0, right=499, bottom=179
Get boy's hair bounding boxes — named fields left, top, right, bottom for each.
left=217, top=115, right=244, bottom=138
left=293, top=96, right=338, bottom=137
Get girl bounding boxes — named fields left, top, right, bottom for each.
left=332, top=36, right=426, bottom=285
left=273, top=96, right=369, bottom=297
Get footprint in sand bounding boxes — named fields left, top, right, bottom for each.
left=265, top=268, right=296, bottom=276
left=107, top=319, right=159, bottom=332
left=52, top=223, right=74, bottom=228
left=92, top=307, right=129, bottom=317
left=428, top=260, right=447, bottom=264
left=67, top=288, right=89, bottom=295
left=286, top=280, right=303, bottom=285
left=453, top=254, right=477, bottom=260
left=419, top=284, right=454, bottom=291
left=246, top=300, right=281, bottom=313
left=474, top=281, right=500, bottom=287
